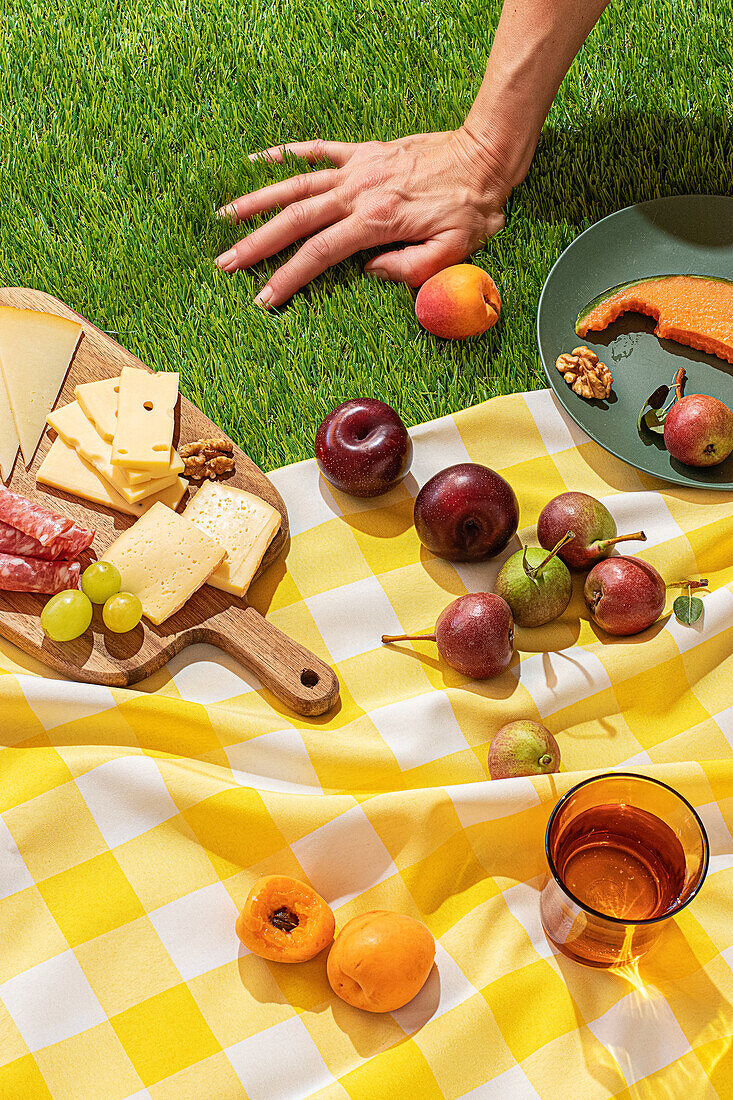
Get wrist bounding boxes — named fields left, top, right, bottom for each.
left=450, top=120, right=533, bottom=204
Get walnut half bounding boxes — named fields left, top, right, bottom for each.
left=180, top=437, right=235, bottom=480
left=555, top=346, right=613, bottom=400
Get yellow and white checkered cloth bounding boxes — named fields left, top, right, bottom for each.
left=1, top=389, right=733, bottom=1100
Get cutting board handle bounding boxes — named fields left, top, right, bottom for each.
left=206, top=606, right=340, bottom=716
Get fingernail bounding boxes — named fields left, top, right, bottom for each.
left=215, top=248, right=237, bottom=268
left=366, top=266, right=387, bottom=279
left=254, top=286, right=273, bottom=308
left=215, top=205, right=235, bottom=220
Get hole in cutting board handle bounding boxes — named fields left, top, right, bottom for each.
left=143, top=401, right=154, bottom=411
left=300, top=669, right=319, bottom=688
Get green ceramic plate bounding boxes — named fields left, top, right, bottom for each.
left=537, top=195, right=733, bottom=490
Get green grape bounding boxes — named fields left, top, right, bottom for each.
left=81, top=561, right=121, bottom=604
left=41, top=590, right=93, bottom=642
left=103, top=592, right=143, bottom=633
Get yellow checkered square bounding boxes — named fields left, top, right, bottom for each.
left=38, top=850, right=145, bottom=947
left=32, top=1022, right=143, bottom=1100
left=481, top=958, right=581, bottom=1061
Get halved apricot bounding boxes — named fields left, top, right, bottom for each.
left=327, top=910, right=435, bottom=1012
left=235, top=875, right=335, bottom=963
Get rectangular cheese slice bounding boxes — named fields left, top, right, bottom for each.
left=0, top=371, right=19, bottom=482
left=102, top=502, right=225, bottom=625
left=75, top=374, right=183, bottom=484
left=0, top=306, right=82, bottom=467
left=112, top=367, right=179, bottom=472
left=37, top=436, right=188, bottom=517
left=183, top=481, right=281, bottom=597
left=48, top=400, right=178, bottom=504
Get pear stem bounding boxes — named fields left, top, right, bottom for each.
left=604, top=530, right=647, bottom=548
left=382, top=633, right=436, bottom=644
left=674, top=367, right=686, bottom=403
left=534, top=531, right=574, bottom=574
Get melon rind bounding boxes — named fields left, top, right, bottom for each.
left=576, top=274, right=733, bottom=335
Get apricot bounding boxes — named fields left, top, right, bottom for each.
left=415, top=264, right=501, bottom=340
left=327, top=910, right=435, bottom=1012
left=235, top=875, right=335, bottom=963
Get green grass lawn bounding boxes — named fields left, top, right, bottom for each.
left=1, top=0, right=731, bottom=470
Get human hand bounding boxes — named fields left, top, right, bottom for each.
left=215, top=130, right=510, bottom=307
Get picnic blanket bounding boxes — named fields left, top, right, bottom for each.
left=1, top=388, right=733, bottom=1100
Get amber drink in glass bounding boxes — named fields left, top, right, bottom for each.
left=540, top=773, right=708, bottom=968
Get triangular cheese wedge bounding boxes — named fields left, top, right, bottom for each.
left=0, top=371, right=19, bottom=482
left=0, top=306, right=82, bottom=467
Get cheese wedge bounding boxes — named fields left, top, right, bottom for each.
left=0, top=306, right=82, bottom=467
left=75, top=374, right=183, bottom=484
left=36, top=436, right=187, bottom=517
left=112, top=367, right=179, bottom=472
left=0, top=371, right=19, bottom=482
left=102, top=502, right=225, bottom=625
left=48, top=400, right=178, bottom=504
left=184, top=481, right=281, bottom=597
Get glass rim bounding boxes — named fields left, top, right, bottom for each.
left=545, top=771, right=710, bottom=927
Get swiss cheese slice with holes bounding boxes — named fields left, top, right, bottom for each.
left=47, top=400, right=178, bottom=504
left=0, top=306, right=82, bottom=467
left=37, top=436, right=187, bottom=517
left=184, top=480, right=281, bottom=597
left=75, top=374, right=183, bottom=484
left=112, top=367, right=179, bottom=472
left=102, top=502, right=225, bottom=624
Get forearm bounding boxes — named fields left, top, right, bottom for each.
left=459, top=0, right=610, bottom=194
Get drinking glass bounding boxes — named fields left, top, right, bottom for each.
left=540, top=772, right=709, bottom=968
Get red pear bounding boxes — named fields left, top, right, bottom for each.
left=538, top=491, right=646, bottom=571
left=382, top=592, right=514, bottom=679
left=584, top=556, right=666, bottom=635
left=663, top=394, right=733, bottom=467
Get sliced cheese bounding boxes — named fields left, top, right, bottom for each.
left=183, top=481, right=281, bottom=597
left=102, top=501, right=225, bottom=625
left=36, top=436, right=188, bottom=517
left=0, top=371, right=20, bottom=482
left=48, top=400, right=178, bottom=504
left=0, top=306, right=82, bottom=467
left=74, top=375, right=121, bottom=441
left=112, top=366, right=179, bottom=472
left=75, top=374, right=183, bottom=484
left=127, top=449, right=184, bottom=486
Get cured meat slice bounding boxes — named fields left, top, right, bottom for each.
left=49, top=522, right=95, bottom=559
left=0, top=518, right=64, bottom=560
left=0, top=553, right=80, bottom=593
left=0, top=484, right=76, bottom=546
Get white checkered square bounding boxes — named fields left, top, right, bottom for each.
left=515, top=648, right=612, bottom=717
left=522, top=390, right=591, bottom=455
left=0, top=817, right=34, bottom=900
left=226, top=1014, right=335, bottom=1100
left=588, top=988, right=691, bottom=1086
left=446, top=779, right=540, bottom=830
left=149, top=881, right=242, bottom=980
left=305, top=576, right=402, bottom=663
left=291, top=804, right=398, bottom=907
left=391, top=943, right=474, bottom=1034
left=0, top=949, right=105, bottom=1051
left=17, top=676, right=116, bottom=732
left=170, top=644, right=262, bottom=702
left=76, top=756, right=178, bottom=848
left=459, top=1063, right=541, bottom=1099
left=369, top=691, right=469, bottom=769
left=225, top=728, right=322, bottom=794
left=267, top=460, right=341, bottom=536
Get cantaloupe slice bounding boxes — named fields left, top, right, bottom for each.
left=576, top=275, right=733, bottom=364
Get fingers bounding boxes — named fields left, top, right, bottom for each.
left=217, top=169, right=339, bottom=222
left=248, top=139, right=355, bottom=167
left=216, top=192, right=345, bottom=272
left=256, top=216, right=370, bottom=307
left=364, top=237, right=467, bottom=288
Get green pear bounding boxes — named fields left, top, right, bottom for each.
left=489, top=720, right=561, bottom=779
left=494, top=534, right=572, bottom=627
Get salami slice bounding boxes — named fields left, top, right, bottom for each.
left=48, top=522, right=95, bottom=559
left=0, top=518, right=65, bottom=560
left=0, top=484, right=75, bottom=547
left=0, top=553, right=80, bottom=594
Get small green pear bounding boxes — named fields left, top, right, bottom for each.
left=488, top=720, right=561, bottom=779
left=494, top=534, right=572, bottom=627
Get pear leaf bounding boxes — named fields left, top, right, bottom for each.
left=637, top=384, right=671, bottom=433
left=673, top=593, right=703, bottom=625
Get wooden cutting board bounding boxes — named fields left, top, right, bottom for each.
left=0, top=288, right=340, bottom=716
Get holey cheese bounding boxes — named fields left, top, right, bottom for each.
left=184, top=481, right=281, bottom=597
left=102, top=502, right=225, bottom=625
left=37, top=437, right=188, bottom=517
left=47, top=400, right=178, bottom=504
left=112, top=367, right=179, bottom=472
left=0, top=306, right=82, bottom=467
